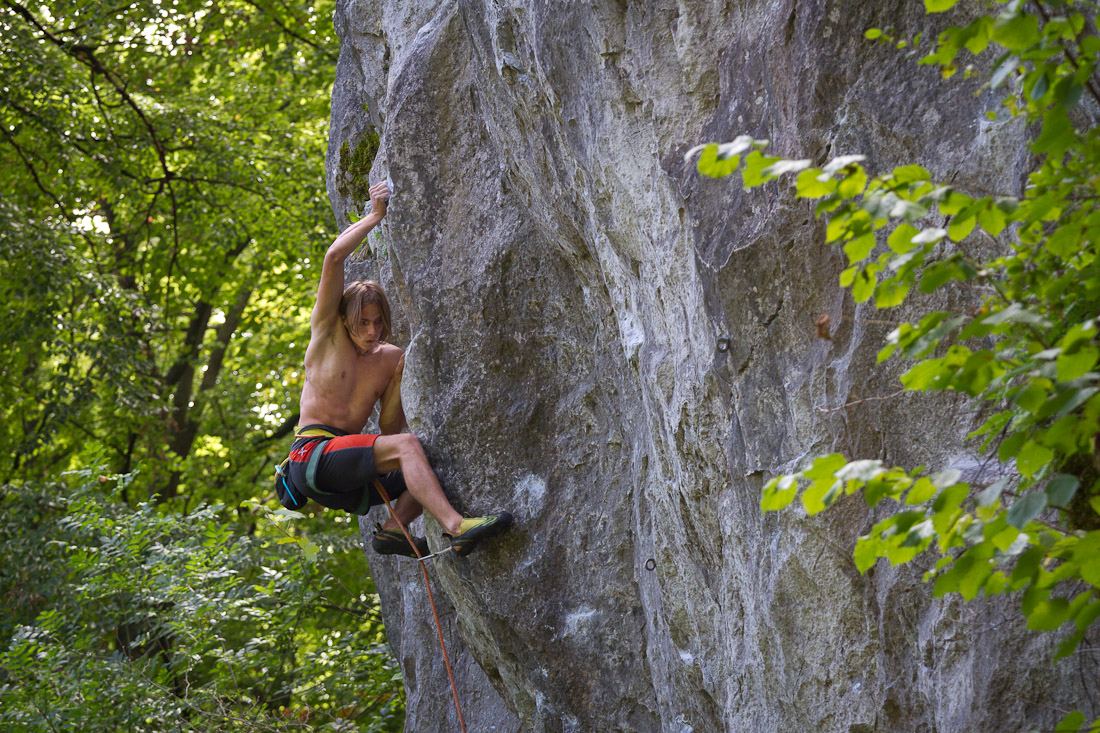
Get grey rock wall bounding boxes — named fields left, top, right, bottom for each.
left=328, top=1, right=1098, bottom=730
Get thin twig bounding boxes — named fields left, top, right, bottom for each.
left=240, top=0, right=337, bottom=61
left=818, top=389, right=906, bottom=413
left=1033, top=1, right=1100, bottom=110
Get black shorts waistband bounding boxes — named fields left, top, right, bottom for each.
left=295, top=423, right=350, bottom=438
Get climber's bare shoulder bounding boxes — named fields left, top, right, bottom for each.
left=371, top=342, right=404, bottom=380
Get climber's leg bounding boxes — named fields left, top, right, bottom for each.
left=373, top=433, right=465, bottom=536
left=382, top=486, right=423, bottom=529
left=373, top=433, right=514, bottom=555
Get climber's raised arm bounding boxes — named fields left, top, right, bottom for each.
left=311, top=180, right=390, bottom=330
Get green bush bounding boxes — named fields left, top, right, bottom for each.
left=0, top=471, right=403, bottom=731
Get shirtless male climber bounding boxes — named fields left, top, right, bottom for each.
left=275, top=180, right=512, bottom=558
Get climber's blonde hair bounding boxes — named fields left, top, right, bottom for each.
left=340, top=280, right=392, bottom=342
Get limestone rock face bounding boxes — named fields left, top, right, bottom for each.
left=328, top=1, right=1096, bottom=731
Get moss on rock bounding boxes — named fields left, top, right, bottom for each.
left=336, top=127, right=380, bottom=207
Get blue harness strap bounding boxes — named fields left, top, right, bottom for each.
left=274, top=456, right=304, bottom=509
left=273, top=427, right=342, bottom=507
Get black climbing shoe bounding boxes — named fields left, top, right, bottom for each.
left=372, top=527, right=429, bottom=558
left=447, top=512, right=514, bottom=557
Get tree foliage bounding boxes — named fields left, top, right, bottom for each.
left=693, top=0, right=1098, bottom=725
left=0, top=1, right=408, bottom=728
left=0, top=0, right=334, bottom=506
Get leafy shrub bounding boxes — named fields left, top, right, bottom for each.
left=0, top=471, right=403, bottom=731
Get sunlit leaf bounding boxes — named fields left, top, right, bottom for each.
left=761, top=474, right=798, bottom=511
left=1056, top=346, right=1099, bottom=382
left=696, top=143, right=742, bottom=178
left=924, top=0, right=959, bottom=12
left=796, top=168, right=835, bottom=198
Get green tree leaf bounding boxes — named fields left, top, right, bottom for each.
left=1028, top=598, right=1071, bottom=631
left=1054, top=711, right=1086, bottom=733
left=947, top=214, right=977, bottom=241
left=845, top=233, right=877, bottom=263
left=977, top=203, right=1007, bottom=236
left=993, top=13, right=1040, bottom=52
left=762, top=475, right=798, bottom=511
left=875, top=278, right=911, bottom=308
left=1076, top=532, right=1100, bottom=586
left=924, top=0, right=959, bottom=13
left=696, top=143, right=742, bottom=179
left=796, top=168, right=836, bottom=197
left=1033, top=107, right=1074, bottom=157
left=742, top=151, right=782, bottom=187
left=1006, top=491, right=1048, bottom=528
left=888, top=222, right=920, bottom=253
left=851, top=267, right=878, bottom=303
left=1056, top=346, right=1099, bottom=382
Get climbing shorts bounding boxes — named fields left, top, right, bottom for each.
left=274, top=424, right=408, bottom=514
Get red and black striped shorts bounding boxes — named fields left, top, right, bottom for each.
left=281, top=424, right=407, bottom=515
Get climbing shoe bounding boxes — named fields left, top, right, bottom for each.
left=447, top=512, right=514, bottom=557
left=372, top=526, right=429, bottom=558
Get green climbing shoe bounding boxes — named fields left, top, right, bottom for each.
left=372, top=527, right=429, bottom=558
left=448, top=512, right=514, bottom=557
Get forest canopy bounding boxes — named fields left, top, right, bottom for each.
left=1, top=0, right=332, bottom=503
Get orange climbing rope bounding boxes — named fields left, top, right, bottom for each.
left=372, top=478, right=467, bottom=733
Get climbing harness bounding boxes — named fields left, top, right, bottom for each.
left=372, top=477, right=467, bottom=733
left=273, top=427, right=347, bottom=510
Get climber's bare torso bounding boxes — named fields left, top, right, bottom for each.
left=299, top=308, right=404, bottom=435
left=296, top=180, right=406, bottom=437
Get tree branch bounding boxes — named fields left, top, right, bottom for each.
left=1033, top=1, right=1100, bottom=111
left=4, top=0, right=174, bottom=182
left=240, top=0, right=337, bottom=61
left=818, top=389, right=907, bottom=413
left=198, top=286, right=252, bottom=396
left=0, top=125, right=104, bottom=264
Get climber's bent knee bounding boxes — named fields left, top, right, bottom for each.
left=372, top=433, right=424, bottom=473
